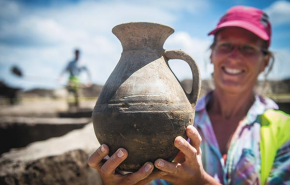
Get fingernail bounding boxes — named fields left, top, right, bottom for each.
left=144, top=163, right=152, bottom=172
left=101, top=145, right=105, bottom=153
left=157, top=160, right=164, bottom=167
left=178, top=138, right=184, bottom=145
left=117, top=149, right=124, bottom=158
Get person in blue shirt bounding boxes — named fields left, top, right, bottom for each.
left=59, top=49, right=91, bottom=108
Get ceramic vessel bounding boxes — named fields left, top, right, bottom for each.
left=92, top=22, right=200, bottom=172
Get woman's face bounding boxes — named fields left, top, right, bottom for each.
left=210, top=27, right=269, bottom=94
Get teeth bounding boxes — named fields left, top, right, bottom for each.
left=224, top=68, right=242, bottom=74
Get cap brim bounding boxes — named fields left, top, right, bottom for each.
left=208, top=20, right=269, bottom=41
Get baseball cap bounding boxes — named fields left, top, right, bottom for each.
left=208, top=6, right=272, bottom=47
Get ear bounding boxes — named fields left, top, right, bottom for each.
left=260, top=54, right=270, bottom=73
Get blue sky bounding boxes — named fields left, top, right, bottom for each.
left=0, top=0, right=290, bottom=90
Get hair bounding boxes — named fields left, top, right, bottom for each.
left=75, top=49, right=80, bottom=54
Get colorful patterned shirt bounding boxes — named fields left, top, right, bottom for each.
left=148, top=92, right=290, bottom=185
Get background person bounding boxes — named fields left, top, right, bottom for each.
left=58, top=49, right=91, bottom=108
left=88, top=6, right=290, bottom=185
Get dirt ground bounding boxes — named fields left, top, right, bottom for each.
left=0, top=97, right=96, bottom=117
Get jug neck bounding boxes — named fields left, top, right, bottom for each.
left=112, top=22, right=174, bottom=51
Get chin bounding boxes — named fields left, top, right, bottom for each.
left=217, top=81, right=247, bottom=94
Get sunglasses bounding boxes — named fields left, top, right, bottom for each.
left=214, top=42, right=268, bottom=57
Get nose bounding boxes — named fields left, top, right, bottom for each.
left=229, top=45, right=243, bottom=61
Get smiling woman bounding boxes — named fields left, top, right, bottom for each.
left=194, top=6, right=290, bottom=185
left=196, top=7, right=290, bottom=185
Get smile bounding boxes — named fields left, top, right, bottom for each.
left=223, top=67, right=244, bottom=75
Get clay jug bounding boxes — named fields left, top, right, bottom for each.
left=92, top=22, right=200, bottom=172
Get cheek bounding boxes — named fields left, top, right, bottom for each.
left=210, top=52, right=223, bottom=64
left=248, top=61, right=265, bottom=77
left=259, top=64, right=265, bottom=73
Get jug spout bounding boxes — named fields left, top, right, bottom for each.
left=112, top=22, right=174, bottom=51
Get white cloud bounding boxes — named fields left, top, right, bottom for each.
left=0, top=0, right=211, bottom=89
left=267, top=48, right=290, bottom=80
left=264, top=0, right=290, bottom=25
left=35, top=1, right=178, bottom=33
left=0, top=0, right=215, bottom=90
left=165, top=32, right=212, bottom=80
left=0, top=17, right=70, bottom=46
left=2, top=0, right=289, bottom=91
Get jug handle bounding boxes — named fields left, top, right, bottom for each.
left=164, top=49, right=201, bottom=106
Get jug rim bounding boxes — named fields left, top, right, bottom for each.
left=112, top=21, right=174, bottom=33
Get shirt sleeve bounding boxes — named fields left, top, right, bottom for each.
left=146, top=179, right=172, bottom=185
left=267, top=139, right=290, bottom=184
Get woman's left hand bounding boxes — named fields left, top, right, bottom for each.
left=150, top=125, right=220, bottom=185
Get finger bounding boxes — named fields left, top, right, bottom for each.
left=121, top=162, right=154, bottom=185
left=173, top=151, right=185, bottom=163
left=136, top=170, right=168, bottom=185
left=174, top=136, right=198, bottom=162
left=154, top=158, right=181, bottom=174
left=101, top=148, right=128, bottom=175
left=87, top=144, right=109, bottom=170
left=186, top=125, right=202, bottom=154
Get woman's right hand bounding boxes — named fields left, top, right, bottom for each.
left=88, top=144, right=154, bottom=185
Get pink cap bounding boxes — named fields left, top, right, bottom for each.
left=208, top=6, right=272, bottom=47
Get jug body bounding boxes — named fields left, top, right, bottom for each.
left=92, top=22, right=200, bottom=172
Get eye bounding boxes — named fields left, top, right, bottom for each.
left=217, top=43, right=232, bottom=52
left=241, top=45, right=256, bottom=55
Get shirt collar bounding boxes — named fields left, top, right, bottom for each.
left=195, top=91, right=213, bottom=112
left=195, top=91, right=279, bottom=124
left=246, top=94, right=278, bottom=123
